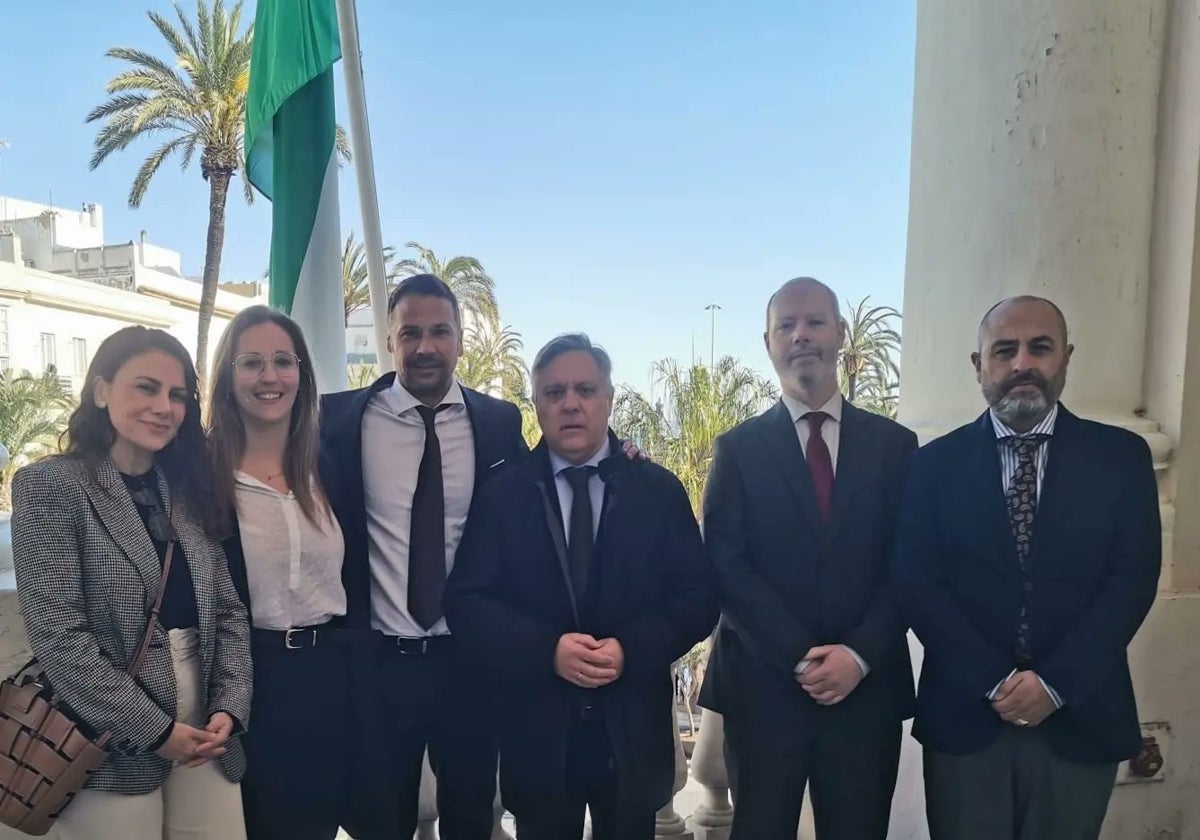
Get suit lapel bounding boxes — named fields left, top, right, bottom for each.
left=81, top=459, right=160, bottom=602
left=529, top=444, right=578, bottom=626
left=969, top=411, right=1021, bottom=570
left=462, top=385, right=502, bottom=491
left=763, top=401, right=824, bottom=532
left=827, top=402, right=868, bottom=539
left=594, top=433, right=632, bottom=561
left=1029, top=406, right=1077, bottom=561
left=343, top=374, right=394, bottom=541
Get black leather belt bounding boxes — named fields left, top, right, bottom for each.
left=385, top=634, right=453, bottom=655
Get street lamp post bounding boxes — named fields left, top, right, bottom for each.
left=704, top=304, right=722, bottom=371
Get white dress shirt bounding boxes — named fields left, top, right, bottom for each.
left=362, top=378, right=475, bottom=637
left=986, top=403, right=1063, bottom=709
left=549, top=443, right=609, bottom=543
left=778, top=392, right=867, bottom=678
left=234, top=473, right=347, bottom=630
left=781, top=391, right=843, bottom=471
left=990, top=402, right=1058, bottom=496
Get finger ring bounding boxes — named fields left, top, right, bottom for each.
left=576, top=671, right=584, bottom=681
left=1015, top=718, right=1030, bottom=726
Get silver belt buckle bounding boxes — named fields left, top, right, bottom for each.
left=285, top=628, right=316, bottom=650
left=398, top=637, right=429, bottom=655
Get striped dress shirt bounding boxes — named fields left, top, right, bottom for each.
left=986, top=402, right=1063, bottom=708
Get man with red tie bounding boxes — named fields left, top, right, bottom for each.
left=699, top=277, right=918, bottom=839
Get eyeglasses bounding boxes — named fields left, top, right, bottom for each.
left=232, top=352, right=301, bottom=379
left=129, top=485, right=178, bottom=543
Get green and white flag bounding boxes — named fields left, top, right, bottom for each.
left=245, top=0, right=347, bottom=392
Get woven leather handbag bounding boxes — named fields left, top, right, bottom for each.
left=0, top=529, right=176, bottom=836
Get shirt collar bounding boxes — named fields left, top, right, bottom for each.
left=549, top=441, right=610, bottom=477
left=781, top=391, right=843, bottom=426
left=990, top=402, right=1059, bottom=440
left=383, top=376, right=466, bottom=417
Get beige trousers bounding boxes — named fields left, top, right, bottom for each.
left=56, top=629, right=247, bottom=840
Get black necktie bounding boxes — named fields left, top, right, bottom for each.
left=563, top=466, right=597, bottom=602
left=409, top=404, right=448, bottom=629
left=1003, top=434, right=1051, bottom=663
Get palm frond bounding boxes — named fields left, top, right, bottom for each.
left=129, top=135, right=190, bottom=206
left=334, top=125, right=352, bottom=164
left=613, top=356, right=777, bottom=513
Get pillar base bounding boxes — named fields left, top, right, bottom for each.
left=684, top=816, right=731, bottom=840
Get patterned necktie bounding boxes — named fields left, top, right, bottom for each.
left=803, top=411, right=833, bottom=523
left=562, top=466, right=598, bottom=602
left=1003, top=434, right=1051, bottom=663
left=409, top=403, right=449, bottom=629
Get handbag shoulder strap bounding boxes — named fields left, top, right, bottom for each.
left=126, top=506, right=177, bottom=678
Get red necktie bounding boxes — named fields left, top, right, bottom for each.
left=804, top=411, right=833, bottom=523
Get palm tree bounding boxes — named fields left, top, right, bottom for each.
left=346, top=362, right=380, bottom=389
left=839, top=296, right=901, bottom=418
left=342, top=231, right=396, bottom=325
left=517, top=396, right=541, bottom=449
left=392, top=242, right=500, bottom=326
left=456, top=322, right=528, bottom=401
left=86, top=1, right=348, bottom=387
left=0, top=371, right=74, bottom=508
left=614, top=357, right=777, bottom=514
left=86, top=0, right=253, bottom=387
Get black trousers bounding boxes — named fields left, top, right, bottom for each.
left=724, top=715, right=901, bottom=840
left=241, top=627, right=376, bottom=840
left=355, top=634, right=498, bottom=840
left=924, top=726, right=1118, bottom=840
left=513, top=717, right=657, bottom=840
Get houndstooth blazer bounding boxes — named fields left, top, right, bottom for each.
left=10, top=455, right=253, bottom=794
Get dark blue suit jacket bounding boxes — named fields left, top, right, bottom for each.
left=444, top=435, right=718, bottom=815
left=317, top=373, right=528, bottom=628
left=893, top=406, right=1161, bottom=763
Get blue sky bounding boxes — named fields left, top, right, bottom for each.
left=0, top=0, right=916, bottom=394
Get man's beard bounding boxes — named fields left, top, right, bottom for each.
left=993, top=389, right=1050, bottom=428
left=400, top=359, right=452, bottom=399
left=985, top=371, right=1065, bottom=429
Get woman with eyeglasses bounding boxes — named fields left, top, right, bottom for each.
left=207, top=305, right=363, bottom=840
left=10, top=326, right=252, bottom=840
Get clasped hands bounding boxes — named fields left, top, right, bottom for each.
left=554, top=633, right=624, bottom=689
left=154, top=711, right=235, bottom=767
left=796, top=644, right=864, bottom=706
left=991, top=670, right=1057, bottom=727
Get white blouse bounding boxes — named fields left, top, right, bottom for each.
left=234, top=471, right=347, bottom=631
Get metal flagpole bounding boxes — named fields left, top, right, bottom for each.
left=335, top=0, right=393, bottom=374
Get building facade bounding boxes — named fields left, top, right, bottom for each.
left=0, top=195, right=262, bottom=389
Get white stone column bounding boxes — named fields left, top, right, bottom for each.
left=415, top=750, right=438, bottom=840
left=685, top=708, right=733, bottom=840
left=898, top=2, right=1194, bottom=838
left=655, top=723, right=694, bottom=839
left=900, top=0, right=1170, bottom=459
left=490, top=789, right=513, bottom=840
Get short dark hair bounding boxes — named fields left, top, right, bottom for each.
left=387, top=274, right=461, bottom=325
left=766, top=276, right=843, bottom=330
left=977, top=295, right=1069, bottom=348
left=532, top=333, right=614, bottom=393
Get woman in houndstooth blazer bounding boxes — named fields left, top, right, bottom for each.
left=10, top=326, right=253, bottom=840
